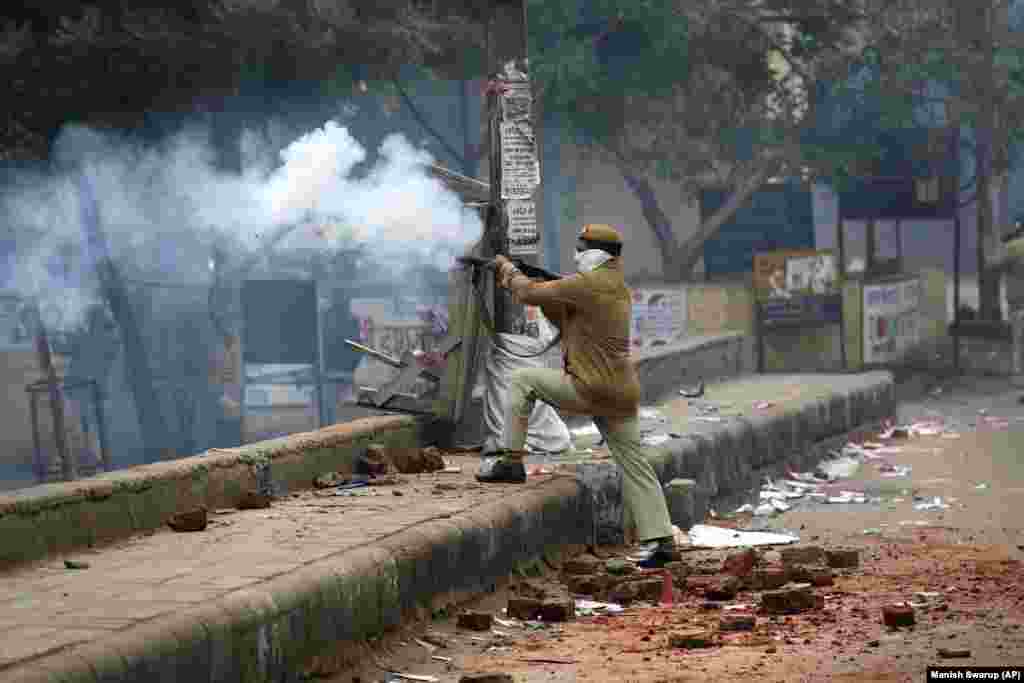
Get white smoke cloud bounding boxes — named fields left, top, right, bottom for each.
left=0, top=119, right=483, bottom=335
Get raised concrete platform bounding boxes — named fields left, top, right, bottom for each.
left=0, top=371, right=894, bottom=683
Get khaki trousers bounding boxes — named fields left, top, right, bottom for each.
left=503, top=367, right=674, bottom=543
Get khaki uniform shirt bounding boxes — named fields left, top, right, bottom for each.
left=507, top=259, right=640, bottom=417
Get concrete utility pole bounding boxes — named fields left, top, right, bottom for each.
left=483, top=0, right=542, bottom=334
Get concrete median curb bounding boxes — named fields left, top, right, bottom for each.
left=0, top=415, right=431, bottom=569
left=6, top=476, right=590, bottom=683
left=4, top=372, right=895, bottom=683
left=584, top=371, right=897, bottom=543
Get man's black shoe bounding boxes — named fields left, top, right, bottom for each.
left=629, top=538, right=676, bottom=569
left=475, top=457, right=527, bottom=484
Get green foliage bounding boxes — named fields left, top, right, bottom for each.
left=526, top=0, right=689, bottom=141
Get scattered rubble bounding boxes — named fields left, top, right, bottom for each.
left=313, top=471, right=346, bottom=489
left=456, top=611, right=493, bottom=631
left=719, top=613, right=756, bottom=631
left=236, top=490, right=273, bottom=510
left=668, top=628, right=716, bottom=649
left=937, top=647, right=971, bottom=659
left=167, top=508, right=208, bottom=532
left=760, top=583, right=822, bottom=614
left=367, top=444, right=446, bottom=474
left=825, top=548, right=860, bottom=569
left=64, top=560, right=90, bottom=570
left=458, top=674, right=514, bottom=683
left=881, top=604, right=916, bottom=628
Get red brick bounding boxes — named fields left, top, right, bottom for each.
left=722, top=548, right=758, bottom=577
left=457, top=611, right=493, bottom=631
left=882, top=604, right=915, bottom=628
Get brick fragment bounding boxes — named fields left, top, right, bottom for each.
left=760, top=583, right=822, bottom=613
left=167, top=508, right=207, bottom=532
left=538, top=598, right=575, bottom=622
left=457, top=611, right=493, bottom=631
left=787, top=564, right=834, bottom=587
left=668, top=629, right=716, bottom=649
left=882, top=604, right=915, bottom=628
left=746, top=565, right=788, bottom=590
left=722, top=548, right=759, bottom=577
left=460, top=675, right=514, bottom=683
left=719, top=613, right=757, bottom=631
left=564, top=574, right=613, bottom=596
left=825, top=548, right=860, bottom=569
left=781, top=546, right=826, bottom=566
left=609, top=578, right=663, bottom=605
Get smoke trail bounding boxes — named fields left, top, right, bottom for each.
left=0, top=119, right=483, bottom=334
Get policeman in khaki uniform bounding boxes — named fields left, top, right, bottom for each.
left=478, top=224, right=676, bottom=568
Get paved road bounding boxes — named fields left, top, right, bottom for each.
left=325, top=374, right=1024, bottom=683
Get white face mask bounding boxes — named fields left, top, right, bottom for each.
left=574, top=248, right=613, bottom=273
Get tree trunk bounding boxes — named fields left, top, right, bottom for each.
left=976, top=168, right=1002, bottom=320
left=619, top=164, right=768, bottom=281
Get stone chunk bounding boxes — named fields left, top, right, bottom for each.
left=668, top=629, right=716, bottom=649
left=460, top=675, right=514, bottom=683
left=507, top=597, right=574, bottom=621
left=882, top=604, right=915, bottom=628
left=167, top=508, right=208, bottom=532
left=367, top=443, right=445, bottom=474
left=609, top=578, right=663, bottom=605
left=787, top=564, right=834, bottom=587
left=313, top=471, right=345, bottom=489
left=760, top=583, right=822, bottom=613
left=564, top=574, right=613, bottom=596
left=507, top=598, right=542, bottom=620
left=457, top=611, right=493, bottom=631
left=686, top=575, right=740, bottom=601
left=825, top=548, right=860, bottom=569
left=746, top=565, right=788, bottom=590
left=719, top=613, right=757, bottom=631
left=722, top=548, right=759, bottom=577
left=563, top=555, right=603, bottom=575
left=236, top=490, right=272, bottom=510
left=538, top=598, right=575, bottom=622
left=780, top=546, right=826, bottom=567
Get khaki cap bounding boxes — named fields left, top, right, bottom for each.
left=579, top=223, right=623, bottom=244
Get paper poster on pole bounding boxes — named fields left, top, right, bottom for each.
left=500, top=122, right=539, bottom=199
left=501, top=82, right=533, bottom=122
left=507, top=199, right=539, bottom=256
left=630, top=287, right=687, bottom=350
left=862, top=277, right=922, bottom=364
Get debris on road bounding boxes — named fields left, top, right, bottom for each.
left=458, top=674, right=514, bottom=683
left=760, top=583, right=822, bottom=613
left=719, top=613, right=757, bottom=631
left=688, top=524, right=799, bottom=548
left=574, top=599, right=624, bottom=616
left=882, top=603, right=916, bottom=628
left=457, top=611, right=494, bottom=631
left=668, top=628, right=716, bottom=649
left=236, top=490, right=273, bottom=509
left=167, top=507, right=208, bottom=532
left=64, top=560, right=90, bottom=570
left=937, top=648, right=971, bottom=659
left=913, top=496, right=950, bottom=511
